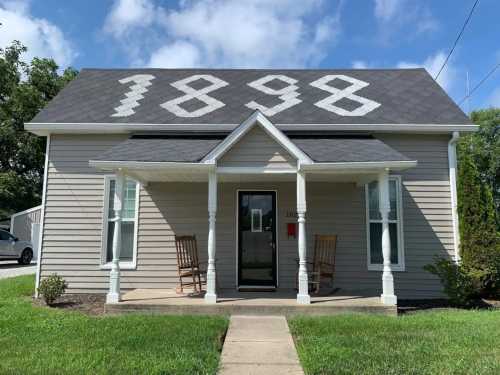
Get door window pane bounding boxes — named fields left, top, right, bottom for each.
left=251, top=209, right=262, bottom=232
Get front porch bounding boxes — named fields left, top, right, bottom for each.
left=105, top=289, right=396, bottom=316
left=90, top=111, right=418, bottom=308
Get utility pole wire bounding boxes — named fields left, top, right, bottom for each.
left=458, top=62, right=500, bottom=105
left=435, top=0, right=480, bottom=81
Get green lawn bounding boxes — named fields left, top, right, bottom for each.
left=289, top=311, right=500, bottom=375
left=0, top=275, right=228, bottom=375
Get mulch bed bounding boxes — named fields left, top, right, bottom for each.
left=33, top=294, right=106, bottom=316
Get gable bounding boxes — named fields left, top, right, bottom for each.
left=219, top=126, right=296, bottom=169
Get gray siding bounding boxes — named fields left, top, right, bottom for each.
left=380, top=134, right=454, bottom=298
left=41, top=135, right=126, bottom=292
left=219, top=126, right=296, bottom=168
left=40, top=133, right=454, bottom=298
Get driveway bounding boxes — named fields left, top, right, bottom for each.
left=0, top=261, right=37, bottom=279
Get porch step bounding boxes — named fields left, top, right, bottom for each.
left=105, top=301, right=396, bottom=316
left=104, top=289, right=397, bottom=316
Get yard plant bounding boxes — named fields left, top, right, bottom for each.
left=0, top=275, right=228, bottom=375
left=37, top=273, right=67, bottom=305
left=290, top=311, right=500, bottom=375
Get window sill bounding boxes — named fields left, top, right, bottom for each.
left=100, top=262, right=136, bottom=270
left=368, top=264, right=405, bottom=272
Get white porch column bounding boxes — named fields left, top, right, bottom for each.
left=205, top=169, right=218, bottom=303
left=296, top=170, right=311, bottom=304
left=378, top=170, right=397, bottom=305
left=106, top=170, right=125, bottom=304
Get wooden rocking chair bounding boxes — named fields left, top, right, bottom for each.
left=297, top=234, right=338, bottom=294
left=174, top=235, right=206, bottom=294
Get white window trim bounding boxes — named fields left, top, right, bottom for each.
left=100, top=175, right=140, bottom=270
left=365, top=175, right=405, bottom=272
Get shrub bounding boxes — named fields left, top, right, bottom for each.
left=424, top=258, right=479, bottom=307
left=38, top=274, right=67, bottom=306
left=457, top=116, right=500, bottom=299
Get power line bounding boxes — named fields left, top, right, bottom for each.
left=458, top=62, right=500, bottom=105
left=435, top=0, right=480, bottom=81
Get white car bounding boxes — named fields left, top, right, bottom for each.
left=0, top=229, right=33, bottom=265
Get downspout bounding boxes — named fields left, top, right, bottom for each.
left=448, top=131, right=460, bottom=263
left=35, top=134, right=51, bottom=297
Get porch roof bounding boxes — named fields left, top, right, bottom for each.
left=91, top=134, right=411, bottom=164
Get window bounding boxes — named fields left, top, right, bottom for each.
left=101, top=176, right=139, bottom=269
left=0, top=230, right=14, bottom=241
left=365, top=176, right=405, bottom=271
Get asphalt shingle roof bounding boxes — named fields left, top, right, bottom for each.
left=93, top=137, right=223, bottom=162
left=31, top=68, right=472, bottom=126
left=292, top=137, right=411, bottom=162
left=93, top=135, right=410, bottom=163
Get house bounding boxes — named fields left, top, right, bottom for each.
left=25, top=68, right=477, bottom=307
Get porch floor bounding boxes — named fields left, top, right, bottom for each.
left=105, top=289, right=397, bottom=316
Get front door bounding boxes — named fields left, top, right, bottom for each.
left=238, top=191, right=277, bottom=288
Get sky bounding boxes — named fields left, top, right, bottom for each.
left=0, top=0, right=499, bottom=113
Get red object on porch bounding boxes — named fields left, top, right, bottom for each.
left=287, top=223, right=297, bottom=239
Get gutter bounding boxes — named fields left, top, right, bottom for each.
left=89, top=160, right=215, bottom=171
left=448, top=131, right=461, bottom=263
left=35, top=135, right=50, bottom=297
left=24, top=122, right=480, bottom=136
left=301, top=160, right=418, bottom=172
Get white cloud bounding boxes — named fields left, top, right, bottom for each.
left=373, top=0, right=438, bottom=42
left=148, top=41, right=201, bottom=68
left=0, top=0, right=75, bottom=67
left=397, top=51, right=455, bottom=91
left=352, top=60, right=369, bottom=69
left=103, top=0, right=156, bottom=38
left=103, top=0, right=341, bottom=68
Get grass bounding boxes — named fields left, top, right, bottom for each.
left=0, top=275, right=228, bottom=375
left=289, top=310, right=500, bottom=375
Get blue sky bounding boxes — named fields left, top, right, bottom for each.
left=1, top=0, right=499, bottom=112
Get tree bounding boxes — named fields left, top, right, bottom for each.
left=456, top=108, right=500, bottom=297
left=469, top=108, right=500, bottom=228
left=0, top=41, right=78, bottom=217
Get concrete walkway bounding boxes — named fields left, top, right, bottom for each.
left=0, top=261, right=36, bottom=279
left=218, top=315, right=304, bottom=375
